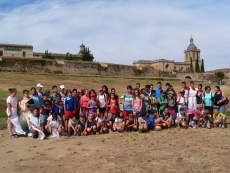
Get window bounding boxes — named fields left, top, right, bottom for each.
left=0, top=51, right=3, bottom=56
left=23, top=52, right=26, bottom=57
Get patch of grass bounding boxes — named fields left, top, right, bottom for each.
left=225, top=111, right=230, bottom=117
left=0, top=118, right=7, bottom=130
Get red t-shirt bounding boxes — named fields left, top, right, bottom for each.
left=109, top=99, right=118, bottom=114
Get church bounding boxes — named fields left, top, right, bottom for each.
left=133, top=37, right=203, bottom=73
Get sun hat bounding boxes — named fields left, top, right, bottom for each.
left=37, top=83, right=43, bottom=88
left=60, top=85, right=65, bottom=89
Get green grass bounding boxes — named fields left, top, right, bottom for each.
left=226, top=111, right=230, bottom=117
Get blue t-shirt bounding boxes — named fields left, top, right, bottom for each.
left=147, top=115, right=156, bottom=130
left=203, top=92, right=214, bottom=107
left=65, top=97, right=75, bottom=111
left=32, top=95, right=42, bottom=109
left=155, top=88, right=163, bottom=99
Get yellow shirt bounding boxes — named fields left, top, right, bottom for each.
left=213, top=113, right=226, bottom=120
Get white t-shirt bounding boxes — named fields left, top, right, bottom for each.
left=6, top=96, right=18, bottom=108
left=28, top=114, right=40, bottom=128
left=176, top=112, right=186, bottom=118
left=177, top=97, right=186, bottom=105
left=49, top=120, right=59, bottom=128
left=98, top=94, right=106, bottom=107
left=47, top=115, right=62, bottom=121
left=138, top=117, right=146, bottom=123
left=115, top=117, right=123, bottom=124
left=95, top=117, right=105, bottom=123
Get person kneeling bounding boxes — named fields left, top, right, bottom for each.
left=213, top=107, right=227, bottom=128
left=159, top=107, right=172, bottom=128
left=45, top=113, right=64, bottom=137
left=175, top=108, right=187, bottom=128
left=138, top=113, right=148, bottom=132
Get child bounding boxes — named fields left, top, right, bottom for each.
left=187, top=110, right=200, bottom=129
left=149, top=90, right=158, bottom=112
left=158, top=91, right=167, bottom=115
left=107, top=93, right=119, bottom=120
left=138, top=113, right=148, bottom=132
left=176, top=90, right=187, bottom=112
left=132, top=89, right=142, bottom=117
left=175, top=108, right=187, bottom=128
left=87, top=92, right=98, bottom=118
left=80, top=89, right=89, bottom=117
left=167, top=91, right=176, bottom=116
left=140, top=88, right=150, bottom=115
left=104, top=112, right=113, bottom=133
left=147, top=110, right=161, bottom=131
left=76, top=113, right=87, bottom=136
left=84, top=113, right=97, bottom=135
left=64, top=90, right=76, bottom=134
left=95, top=112, right=106, bottom=134
left=213, top=107, right=227, bottom=128
left=200, top=108, right=211, bottom=129
left=68, top=116, right=78, bottom=136
left=113, top=111, right=125, bottom=132
left=159, top=107, right=172, bottom=128
left=122, top=85, right=133, bottom=121
left=46, top=113, right=64, bottom=136
left=28, top=108, right=45, bottom=139
left=40, top=91, right=51, bottom=133
left=126, top=111, right=137, bottom=132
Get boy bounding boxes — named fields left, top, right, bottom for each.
left=147, top=110, right=161, bottom=131
left=201, top=108, right=211, bottom=129
left=157, top=90, right=167, bottom=115
left=159, top=107, right=172, bottom=128
left=175, top=108, right=186, bottom=128
left=167, top=91, right=176, bottom=116
left=213, top=107, right=227, bottom=128
left=122, top=85, right=133, bottom=120
left=138, top=114, right=148, bottom=132
left=150, top=90, right=158, bottom=113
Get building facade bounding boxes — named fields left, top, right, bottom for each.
left=133, top=37, right=202, bottom=73
left=0, top=43, right=33, bottom=58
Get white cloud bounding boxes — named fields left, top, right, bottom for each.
left=0, top=0, right=230, bottom=70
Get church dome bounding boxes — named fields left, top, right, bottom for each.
left=187, top=37, right=197, bottom=51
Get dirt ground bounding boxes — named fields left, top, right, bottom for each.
left=0, top=126, right=230, bottom=173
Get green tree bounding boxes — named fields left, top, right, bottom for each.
left=215, top=71, right=225, bottom=84
left=200, top=59, right=205, bottom=72
left=80, top=47, right=94, bottom=62
left=190, top=58, right=194, bottom=73
left=195, top=57, right=200, bottom=73
left=42, top=50, right=54, bottom=59
left=65, top=52, right=74, bottom=60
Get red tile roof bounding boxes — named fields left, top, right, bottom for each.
left=0, top=43, right=33, bottom=48
left=206, top=68, right=230, bottom=74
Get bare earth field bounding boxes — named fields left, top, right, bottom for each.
left=0, top=72, right=230, bottom=173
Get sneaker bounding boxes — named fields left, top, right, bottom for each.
left=28, top=133, right=33, bottom=137
left=222, top=125, right=225, bottom=129
left=9, top=135, right=14, bottom=139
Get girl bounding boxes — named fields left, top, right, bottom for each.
left=6, top=88, right=26, bottom=138
left=68, top=116, right=78, bottom=136
left=98, top=87, right=108, bottom=115
left=80, top=89, right=90, bottom=117
left=140, top=88, right=150, bottom=115
left=19, top=89, right=31, bottom=134
left=203, top=86, right=214, bottom=117
left=64, top=90, right=76, bottom=133
left=213, top=86, right=227, bottom=113
left=87, top=92, right=98, bottom=118
left=132, top=89, right=142, bottom=117
left=28, top=108, right=45, bottom=139
left=84, top=113, right=97, bottom=135
left=48, top=113, right=60, bottom=138
left=138, top=114, right=148, bottom=132
left=107, top=93, right=119, bottom=121
left=104, top=112, right=113, bottom=132
left=76, top=113, right=87, bottom=136
left=187, top=109, right=201, bottom=129
left=113, top=111, right=125, bottom=132
left=177, top=90, right=187, bottom=112
left=110, top=88, right=119, bottom=102
left=196, top=84, right=203, bottom=111
left=175, top=108, right=187, bottom=128
left=126, top=111, right=137, bottom=132
left=96, top=112, right=106, bottom=134
left=102, top=85, right=110, bottom=98
left=200, top=108, right=211, bottom=129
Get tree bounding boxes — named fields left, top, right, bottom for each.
left=80, top=47, right=94, bottom=62
left=42, top=50, right=54, bottom=59
left=195, top=57, right=200, bottom=73
left=190, top=58, right=194, bottom=73
left=65, top=52, right=75, bottom=60
left=200, top=59, right=205, bottom=72
left=215, top=71, right=225, bottom=84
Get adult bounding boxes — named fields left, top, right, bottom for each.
left=19, top=90, right=31, bottom=133
left=6, top=88, right=26, bottom=138
left=36, top=83, right=43, bottom=99
left=97, top=87, right=108, bottom=114
left=213, top=86, right=226, bottom=113
left=187, top=81, right=198, bottom=110
left=203, top=86, right=214, bottom=116
left=155, top=82, right=163, bottom=99
left=196, top=84, right=203, bottom=111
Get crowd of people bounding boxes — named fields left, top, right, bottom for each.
left=6, top=81, right=229, bottom=139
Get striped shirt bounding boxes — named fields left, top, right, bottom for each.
left=123, top=92, right=133, bottom=111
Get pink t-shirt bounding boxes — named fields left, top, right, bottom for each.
left=19, top=97, right=30, bottom=112
left=133, top=97, right=141, bottom=111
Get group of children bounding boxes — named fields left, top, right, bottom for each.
left=6, top=82, right=228, bottom=139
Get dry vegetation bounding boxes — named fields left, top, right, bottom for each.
left=0, top=72, right=230, bottom=173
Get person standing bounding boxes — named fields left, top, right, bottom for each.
left=155, top=82, right=163, bottom=99
left=188, top=81, right=198, bottom=110
left=36, top=83, right=43, bottom=100
left=122, top=85, right=133, bottom=120
left=213, top=86, right=227, bottom=113
left=203, top=86, right=214, bottom=116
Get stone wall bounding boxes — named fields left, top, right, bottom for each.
left=0, top=57, right=176, bottom=77
left=176, top=72, right=206, bottom=80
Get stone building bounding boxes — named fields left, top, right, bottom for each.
left=133, top=37, right=203, bottom=73
left=0, top=43, right=33, bottom=58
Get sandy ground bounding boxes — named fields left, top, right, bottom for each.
left=0, top=126, right=230, bottom=173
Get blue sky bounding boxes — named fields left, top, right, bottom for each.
left=0, top=0, right=230, bottom=70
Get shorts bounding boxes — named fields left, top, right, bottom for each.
left=79, top=121, right=85, bottom=129
left=203, top=119, right=210, bottom=125
left=123, top=110, right=131, bottom=120
left=64, top=111, right=76, bottom=120
left=40, top=114, right=48, bottom=124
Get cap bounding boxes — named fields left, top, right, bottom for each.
left=77, top=89, right=81, bottom=93
left=98, top=88, right=103, bottom=91
left=37, top=83, right=43, bottom=88
left=60, top=85, right=65, bottom=89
